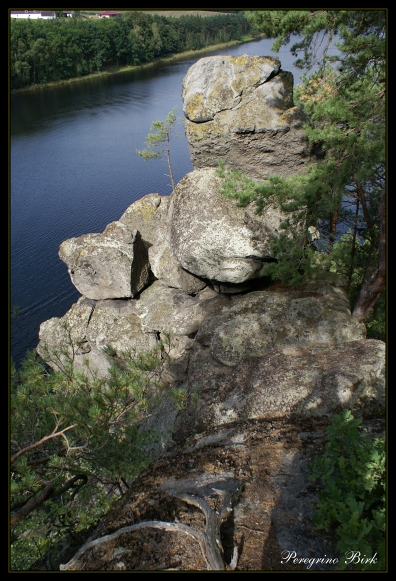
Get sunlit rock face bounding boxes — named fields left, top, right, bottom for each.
left=182, top=54, right=314, bottom=180
left=169, top=168, right=288, bottom=284
left=59, top=223, right=150, bottom=300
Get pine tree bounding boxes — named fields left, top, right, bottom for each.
left=10, top=332, right=177, bottom=570
left=136, top=107, right=179, bottom=191
left=234, top=10, right=386, bottom=329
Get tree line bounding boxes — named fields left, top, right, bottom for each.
left=10, top=11, right=253, bottom=90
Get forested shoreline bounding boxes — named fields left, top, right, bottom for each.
left=10, top=11, right=254, bottom=91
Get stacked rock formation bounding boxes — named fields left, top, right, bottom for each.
left=38, top=56, right=384, bottom=446
left=36, top=55, right=385, bottom=572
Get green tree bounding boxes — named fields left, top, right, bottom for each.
left=136, top=107, right=179, bottom=191
left=236, top=10, right=386, bottom=327
left=10, top=331, right=180, bottom=570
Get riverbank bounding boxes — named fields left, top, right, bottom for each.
left=10, top=35, right=262, bottom=95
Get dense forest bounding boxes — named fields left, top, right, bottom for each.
left=10, top=11, right=253, bottom=90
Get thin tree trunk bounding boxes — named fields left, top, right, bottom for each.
left=352, top=186, right=385, bottom=322
left=347, top=197, right=360, bottom=290
left=355, top=179, right=375, bottom=238
left=329, top=207, right=339, bottom=249
left=11, top=475, right=87, bottom=525
left=166, top=136, right=175, bottom=191
left=11, top=484, right=54, bottom=525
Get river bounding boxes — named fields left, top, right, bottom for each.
left=10, top=36, right=336, bottom=367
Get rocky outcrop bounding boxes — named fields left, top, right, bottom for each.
left=193, top=280, right=365, bottom=367
left=36, top=55, right=386, bottom=572
left=37, top=296, right=159, bottom=377
left=182, top=55, right=314, bottom=179
left=59, top=223, right=150, bottom=300
left=38, top=52, right=384, bottom=452
left=37, top=282, right=229, bottom=374
left=172, top=338, right=384, bottom=443
left=118, top=193, right=169, bottom=249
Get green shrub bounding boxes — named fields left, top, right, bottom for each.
left=308, top=409, right=386, bottom=570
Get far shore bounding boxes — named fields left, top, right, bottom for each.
left=10, top=36, right=262, bottom=95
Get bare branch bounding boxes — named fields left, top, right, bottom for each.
left=60, top=521, right=206, bottom=571
left=11, top=425, right=76, bottom=466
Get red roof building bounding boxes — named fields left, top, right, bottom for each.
left=98, top=11, right=120, bottom=18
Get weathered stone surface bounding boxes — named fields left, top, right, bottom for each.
left=37, top=297, right=159, bottom=376
left=182, top=55, right=313, bottom=179
left=135, top=280, right=230, bottom=338
left=182, top=54, right=282, bottom=122
left=119, top=193, right=170, bottom=249
left=173, top=339, right=385, bottom=441
left=37, top=297, right=98, bottom=373
left=119, top=193, right=207, bottom=294
left=169, top=168, right=286, bottom=283
left=37, top=283, right=230, bottom=376
left=196, top=283, right=366, bottom=367
left=149, top=239, right=207, bottom=294
left=59, top=223, right=150, bottom=300
left=85, top=299, right=158, bottom=358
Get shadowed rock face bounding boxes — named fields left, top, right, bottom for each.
left=172, top=338, right=384, bottom=442
left=182, top=55, right=314, bottom=179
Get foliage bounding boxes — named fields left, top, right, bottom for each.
left=216, top=161, right=327, bottom=287
left=320, top=233, right=385, bottom=340
left=10, top=11, right=253, bottom=90
left=10, top=331, right=190, bottom=570
left=308, top=409, right=386, bottom=570
left=223, top=10, right=386, bottom=325
left=136, top=107, right=179, bottom=190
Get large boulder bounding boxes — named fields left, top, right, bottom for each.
left=118, top=193, right=169, bottom=249
left=148, top=240, right=207, bottom=294
left=182, top=55, right=314, bottom=179
left=36, top=297, right=158, bottom=376
left=59, top=223, right=150, bottom=300
left=195, top=282, right=365, bottom=367
left=173, top=339, right=385, bottom=442
left=169, top=168, right=287, bottom=284
left=119, top=193, right=207, bottom=294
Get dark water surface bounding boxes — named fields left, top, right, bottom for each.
left=10, top=37, right=335, bottom=366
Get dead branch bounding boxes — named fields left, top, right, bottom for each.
left=60, top=483, right=242, bottom=571
left=59, top=521, right=206, bottom=571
